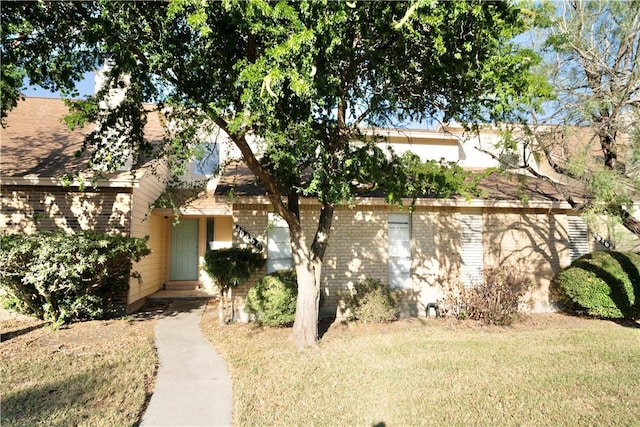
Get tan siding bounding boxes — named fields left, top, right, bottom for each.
left=128, top=167, right=169, bottom=305
left=228, top=201, right=583, bottom=320
left=215, top=216, right=234, bottom=245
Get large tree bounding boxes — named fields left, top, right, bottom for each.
left=1, top=0, right=546, bottom=347
left=519, top=0, right=640, bottom=238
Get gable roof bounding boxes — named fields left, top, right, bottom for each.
left=0, top=97, right=165, bottom=180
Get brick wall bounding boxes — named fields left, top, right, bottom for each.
left=0, top=185, right=132, bottom=235
left=227, top=201, right=577, bottom=319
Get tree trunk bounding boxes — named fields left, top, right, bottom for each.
left=621, top=209, right=640, bottom=237
left=218, top=285, right=227, bottom=326
left=291, top=203, right=335, bottom=348
left=292, top=255, right=321, bottom=348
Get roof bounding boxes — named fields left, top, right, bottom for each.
left=214, top=161, right=583, bottom=208
left=0, top=97, right=165, bottom=180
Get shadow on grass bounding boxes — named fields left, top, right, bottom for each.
left=3, top=368, right=110, bottom=426
left=0, top=322, right=46, bottom=343
left=318, top=317, right=337, bottom=339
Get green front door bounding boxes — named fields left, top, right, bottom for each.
left=170, top=219, right=199, bottom=281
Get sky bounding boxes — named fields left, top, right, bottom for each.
left=23, top=71, right=95, bottom=98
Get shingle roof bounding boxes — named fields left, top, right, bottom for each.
left=214, top=160, right=586, bottom=205
left=1, top=97, right=165, bottom=178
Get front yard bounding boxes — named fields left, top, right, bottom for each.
left=0, top=310, right=159, bottom=427
left=202, top=310, right=640, bottom=426
left=2, top=304, right=638, bottom=427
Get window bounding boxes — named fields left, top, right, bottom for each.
left=460, top=213, right=483, bottom=287
left=194, top=143, right=220, bottom=176
left=388, top=213, right=412, bottom=289
left=267, top=213, right=292, bottom=273
left=567, top=216, right=589, bottom=261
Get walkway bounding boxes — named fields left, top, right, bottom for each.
left=141, top=300, right=233, bottom=427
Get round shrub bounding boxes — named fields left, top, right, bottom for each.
left=342, top=278, right=398, bottom=323
left=553, top=251, right=639, bottom=319
left=245, top=270, right=297, bottom=327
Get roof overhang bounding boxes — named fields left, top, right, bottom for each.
left=225, top=194, right=575, bottom=211
left=0, top=169, right=146, bottom=189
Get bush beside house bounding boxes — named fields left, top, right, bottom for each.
left=553, top=251, right=639, bottom=319
left=0, top=231, right=150, bottom=325
left=245, top=270, right=298, bottom=327
left=204, top=247, right=266, bottom=325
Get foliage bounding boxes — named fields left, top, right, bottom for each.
left=521, top=0, right=640, bottom=236
left=204, top=247, right=265, bottom=291
left=440, top=266, right=530, bottom=325
left=245, top=269, right=297, bottom=327
left=553, top=251, right=639, bottom=319
left=342, top=278, right=398, bottom=323
left=0, top=232, right=150, bottom=325
left=1, top=0, right=551, bottom=346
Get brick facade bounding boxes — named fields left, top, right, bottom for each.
left=0, top=185, right=132, bottom=235
left=227, top=200, right=578, bottom=319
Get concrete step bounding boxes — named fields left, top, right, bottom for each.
left=164, top=283, right=201, bottom=291
left=148, top=289, right=218, bottom=302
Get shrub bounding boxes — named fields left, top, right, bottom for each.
left=0, top=231, right=150, bottom=325
left=245, top=270, right=297, bottom=327
left=204, top=247, right=266, bottom=324
left=440, top=266, right=530, bottom=325
left=204, top=247, right=266, bottom=290
left=553, top=251, right=639, bottom=319
left=342, top=278, right=398, bottom=323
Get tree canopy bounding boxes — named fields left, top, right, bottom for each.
left=519, top=0, right=640, bottom=239
left=1, top=0, right=549, bottom=347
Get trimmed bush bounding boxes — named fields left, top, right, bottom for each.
left=245, top=270, right=297, bottom=327
left=0, top=231, right=150, bottom=325
left=342, top=278, right=398, bottom=323
left=204, top=247, right=265, bottom=324
left=204, top=247, right=266, bottom=290
left=553, top=251, right=639, bottom=319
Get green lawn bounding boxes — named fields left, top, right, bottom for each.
left=201, top=312, right=640, bottom=426
left=1, top=313, right=157, bottom=427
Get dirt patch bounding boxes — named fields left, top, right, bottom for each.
left=0, top=302, right=167, bottom=355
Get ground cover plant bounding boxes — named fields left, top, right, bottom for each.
left=0, top=308, right=159, bottom=427
left=201, top=309, right=640, bottom=426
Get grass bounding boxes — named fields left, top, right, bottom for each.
left=201, top=311, right=640, bottom=427
left=0, top=310, right=158, bottom=427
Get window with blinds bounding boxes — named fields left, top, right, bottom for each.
left=567, top=216, right=589, bottom=261
left=460, top=213, right=484, bottom=287
left=388, top=213, right=412, bottom=289
left=267, top=213, right=292, bottom=273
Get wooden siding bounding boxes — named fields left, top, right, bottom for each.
left=128, top=165, right=169, bottom=305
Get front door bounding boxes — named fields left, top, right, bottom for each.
left=170, top=218, right=199, bottom=281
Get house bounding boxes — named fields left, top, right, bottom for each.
left=2, top=96, right=634, bottom=318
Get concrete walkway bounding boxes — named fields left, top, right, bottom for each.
left=141, top=300, right=233, bottom=427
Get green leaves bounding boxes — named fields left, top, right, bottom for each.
left=204, top=247, right=265, bottom=290
left=0, top=232, right=150, bottom=325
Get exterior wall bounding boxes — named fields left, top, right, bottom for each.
left=483, top=209, right=572, bottom=312
left=227, top=201, right=587, bottom=321
left=128, top=167, right=170, bottom=309
left=0, top=185, right=131, bottom=235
